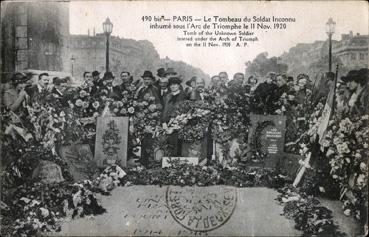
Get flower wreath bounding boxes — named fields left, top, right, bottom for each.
left=250, top=120, right=275, bottom=159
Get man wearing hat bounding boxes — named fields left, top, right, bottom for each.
left=92, top=71, right=101, bottom=84
left=155, top=68, right=166, bottom=88
left=90, top=71, right=112, bottom=97
left=51, top=77, right=64, bottom=97
left=252, top=71, right=278, bottom=113
left=135, top=71, right=160, bottom=104
left=158, top=78, right=169, bottom=106
left=164, top=68, right=177, bottom=77
left=51, top=77, right=73, bottom=107
left=89, top=71, right=102, bottom=95
left=136, top=71, right=161, bottom=166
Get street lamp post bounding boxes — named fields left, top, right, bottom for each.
left=103, top=17, right=113, bottom=72
left=326, top=18, right=336, bottom=73
left=70, top=55, right=75, bottom=76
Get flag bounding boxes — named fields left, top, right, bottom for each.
left=317, top=66, right=339, bottom=145
left=317, top=84, right=335, bottom=144
left=293, top=65, right=338, bottom=187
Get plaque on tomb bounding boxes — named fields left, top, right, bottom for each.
left=248, top=113, right=286, bottom=167
left=59, top=143, right=97, bottom=181
left=55, top=186, right=301, bottom=236
left=162, top=157, right=199, bottom=168
left=32, top=160, right=64, bottom=184
left=94, top=117, right=129, bottom=167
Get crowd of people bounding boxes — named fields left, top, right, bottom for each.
left=1, top=66, right=368, bottom=166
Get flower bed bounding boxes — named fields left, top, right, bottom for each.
left=277, top=185, right=344, bottom=237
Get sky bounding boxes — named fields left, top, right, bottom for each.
left=69, top=1, right=368, bottom=77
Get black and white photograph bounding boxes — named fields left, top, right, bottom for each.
left=0, top=0, right=368, bottom=236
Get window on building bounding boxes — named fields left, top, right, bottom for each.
left=359, top=53, right=365, bottom=60
left=351, top=53, right=356, bottom=60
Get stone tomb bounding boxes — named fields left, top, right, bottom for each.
left=248, top=113, right=286, bottom=167
left=94, top=117, right=129, bottom=167
left=54, top=185, right=301, bottom=236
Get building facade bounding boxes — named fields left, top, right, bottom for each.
left=69, top=34, right=160, bottom=80
left=333, top=31, right=368, bottom=69
left=1, top=1, right=70, bottom=76
left=279, top=31, right=368, bottom=78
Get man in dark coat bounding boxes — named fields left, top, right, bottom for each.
left=252, top=72, right=277, bottom=114
left=158, top=76, right=169, bottom=106
left=90, top=71, right=104, bottom=96
left=188, top=77, right=206, bottom=101
left=135, top=71, right=160, bottom=104
left=155, top=68, right=166, bottom=89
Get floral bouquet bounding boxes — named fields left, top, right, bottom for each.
left=26, top=103, right=66, bottom=152
left=2, top=181, right=106, bottom=237
left=319, top=115, right=368, bottom=221
left=160, top=100, right=211, bottom=143
left=67, top=87, right=92, bottom=117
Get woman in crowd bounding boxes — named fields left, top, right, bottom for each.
left=162, top=76, right=186, bottom=122
left=162, top=76, right=186, bottom=156
left=346, top=68, right=368, bottom=117
left=2, top=72, right=30, bottom=113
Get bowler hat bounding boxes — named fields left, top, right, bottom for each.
left=186, top=76, right=197, bottom=87
left=103, top=71, right=114, bottom=80
left=53, top=77, right=62, bottom=85
left=157, top=68, right=166, bottom=77
left=168, top=76, right=182, bottom=86
left=12, top=72, right=30, bottom=84
left=141, top=70, right=155, bottom=79
left=164, top=68, right=177, bottom=76
left=92, top=71, right=100, bottom=77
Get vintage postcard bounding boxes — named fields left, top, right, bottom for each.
left=1, top=0, right=368, bottom=236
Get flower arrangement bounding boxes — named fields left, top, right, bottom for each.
left=160, top=100, right=211, bottom=143
left=1, top=181, right=106, bottom=237
left=277, top=186, right=343, bottom=237
left=122, top=161, right=289, bottom=188
left=205, top=85, right=250, bottom=164
left=319, top=115, right=368, bottom=221
left=24, top=103, right=67, bottom=153
left=295, top=97, right=368, bottom=223
left=67, top=87, right=93, bottom=117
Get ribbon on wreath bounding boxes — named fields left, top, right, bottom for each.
left=293, top=152, right=312, bottom=187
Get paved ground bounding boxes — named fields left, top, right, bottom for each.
left=50, top=186, right=301, bottom=236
